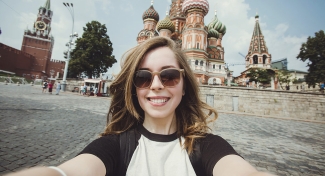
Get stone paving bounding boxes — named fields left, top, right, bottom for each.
left=0, top=83, right=324, bottom=175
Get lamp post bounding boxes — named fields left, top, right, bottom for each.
left=61, top=2, right=78, bottom=91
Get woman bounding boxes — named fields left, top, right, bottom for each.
left=6, top=37, right=275, bottom=176
left=48, top=81, right=53, bottom=95
left=55, top=81, right=61, bottom=95
left=42, top=81, right=48, bottom=93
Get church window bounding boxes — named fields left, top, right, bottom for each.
left=213, top=64, right=215, bottom=69
left=253, top=55, right=258, bottom=64
left=195, top=60, right=198, bottom=65
left=200, top=61, right=203, bottom=66
left=219, top=65, right=221, bottom=69
left=196, top=43, right=200, bottom=49
left=263, top=55, right=267, bottom=64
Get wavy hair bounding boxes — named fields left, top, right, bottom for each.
left=101, top=37, right=217, bottom=154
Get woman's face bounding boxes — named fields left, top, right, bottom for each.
left=136, top=47, right=184, bottom=121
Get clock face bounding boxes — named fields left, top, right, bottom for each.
left=35, top=21, right=46, bottom=30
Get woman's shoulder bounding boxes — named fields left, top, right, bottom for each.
left=197, top=133, right=227, bottom=142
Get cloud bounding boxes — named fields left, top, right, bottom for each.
left=95, top=0, right=112, bottom=10
left=120, top=3, right=133, bottom=12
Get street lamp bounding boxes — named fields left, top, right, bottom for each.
left=61, top=2, right=78, bottom=91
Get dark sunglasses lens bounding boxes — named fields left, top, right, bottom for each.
left=160, top=69, right=180, bottom=86
left=134, top=71, right=152, bottom=88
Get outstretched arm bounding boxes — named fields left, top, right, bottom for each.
left=213, top=155, right=276, bottom=176
left=4, top=154, right=106, bottom=176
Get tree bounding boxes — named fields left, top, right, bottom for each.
left=245, top=68, right=275, bottom=86
left=69, top=21, right=116, bottom=78
left=297, top=30, right=325, bottom=86
left=277, top=69, right=292, bottom=90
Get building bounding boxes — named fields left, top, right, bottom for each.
left=135, top=0, right=227, bottom=85
left=0, top=0, right=64, bottom=80
left=234, top=13, right=278, bottom=89
left=271, top=58, right=288, bottom=70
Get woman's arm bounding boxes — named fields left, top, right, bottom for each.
left=4, top=154, right=106, bottom=176
left=213, top=155, right=276, bottom=176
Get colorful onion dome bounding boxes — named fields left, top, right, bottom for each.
left=142, top=5, right=159, bottom=21
left=208, top=28, right=219, bottom=38
left=137, top=29, right=159, bottom=38
left=207, top=11, right=226, bottom=35
left=156, top=14, right=175, bottom=33
left=182, top=0, right=209, bottom=16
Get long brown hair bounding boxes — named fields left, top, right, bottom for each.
left=101, top=37, right=217, bottom=153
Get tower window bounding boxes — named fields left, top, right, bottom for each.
left=263, top=55, right=267, bottom=64
left=200, top=61, right=203, bottom=66
left=195, top=60, right=198, bottom=65
left=219, top=65, right=221, bottom=69
left=253, top=55, right=258, bottom=64
left=196, top=43, right=200, bottom=49
left=213, top=64, right=215, bottom=69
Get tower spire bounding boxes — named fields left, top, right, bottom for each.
left=245, top=13, right=271, bottom=69
left=44, top=0, right=51, bottom=10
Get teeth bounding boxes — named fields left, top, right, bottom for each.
left=149, top=98, right=168, bottom=103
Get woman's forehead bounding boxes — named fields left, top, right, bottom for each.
left=139, top=47, right=179, bottom=69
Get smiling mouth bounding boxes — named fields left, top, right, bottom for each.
left=147, top=98, right=169, bottom=103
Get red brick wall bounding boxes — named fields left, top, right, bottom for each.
left=0, top=43, right=34, bottom=76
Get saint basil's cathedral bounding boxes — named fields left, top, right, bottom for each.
left=136, top=0, right=228, bottom=85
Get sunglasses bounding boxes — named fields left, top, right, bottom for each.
left=133, top=68, right=185, bottom=88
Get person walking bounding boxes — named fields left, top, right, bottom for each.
left=48, top=81, right=53, bottom=95
left=55, top=81, right=61, bottom=95
left=42, top=81, right=48, bottom=93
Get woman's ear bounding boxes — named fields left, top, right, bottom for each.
left=182, top=90, right=185, bottom=96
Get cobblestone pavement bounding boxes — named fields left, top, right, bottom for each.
left=0, top=84, right=324, bottom=175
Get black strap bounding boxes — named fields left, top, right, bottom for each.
left=189, top=140, right=206, bottom=176
left=118, top=128, right=139, bottom=176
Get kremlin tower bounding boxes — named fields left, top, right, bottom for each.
left=21, top=0, right=64, bottom=79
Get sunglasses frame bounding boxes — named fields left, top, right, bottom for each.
left=133, top=68, right=185, bottom=89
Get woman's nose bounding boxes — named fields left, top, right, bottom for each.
left=150, top=75, right=164, bottom=90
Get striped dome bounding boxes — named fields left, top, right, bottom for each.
left=208, top=28, right=219, bottom=38
left=207, top=13, right=226, bottom=35
left=156, top=15, right=175, bottom=33
left=142, top=5, right=159, bottom=21
left=182, top=0, right=209, bottom=16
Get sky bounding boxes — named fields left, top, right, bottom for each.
left=0, top=0, right=324, bottom=77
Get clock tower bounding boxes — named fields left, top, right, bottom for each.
left=21, top=0, right=63, bottom=80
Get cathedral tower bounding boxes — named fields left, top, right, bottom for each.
left=206, top=10, right=227, bottom=85
left=156, top=12, right=175, bottom=38
left=245, top=13, right=271, bottom=69
left=169, top=0, right=186, bottom=43
left=181, top=0, right=209, bottom=83
left=137, top=1, right=159, bottom=44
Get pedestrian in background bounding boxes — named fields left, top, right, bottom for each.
left=42, top=81, right=48, bottom=93
left=5, top=37, right=276, bottom=176
left=48, top=81, right=53, bottom=95
left=55, top=81, right=61, bottom=95
left=320, top=82, right=325, bottom=93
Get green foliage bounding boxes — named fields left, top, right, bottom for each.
left=69, top=21, right=117, bottom=78
left=277, top=69, right=292, bottom=89
left=245, top=68, right=275, bottom=85
left=297, top=30, right=325, bottom=86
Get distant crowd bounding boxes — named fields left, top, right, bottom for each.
left=42, top=80, right=61, bottom=95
